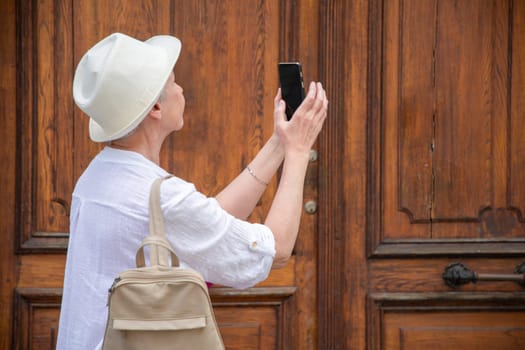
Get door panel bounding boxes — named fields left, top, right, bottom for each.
left=4, top=0, right=320, bottom=349
left=382, top=311, right=525, bottom=349
left=16, top=0, right=73, bottom=253
left=363, top=0, right=525, bottom=348
left=375, top=0, right=525, bottom=245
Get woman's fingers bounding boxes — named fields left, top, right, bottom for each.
left=274, top=88, right=282, bottom=106
left=311, top=83, right=325, bottom=115
left=295, top=82, right=328, bottom=119
left=273, top=92, right=287, bottom=125
left=278, top=81, right=327, bottom=128
left=294, top=82, right=317, bottom=115
left=304, top=83, right=327, bottom=121
left=321, top=84, right=329, bottom=109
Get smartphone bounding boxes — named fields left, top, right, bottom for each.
left=278, top=62, right=305, bottom=120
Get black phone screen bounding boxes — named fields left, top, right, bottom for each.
left=278, top=62, right=305, bottom=120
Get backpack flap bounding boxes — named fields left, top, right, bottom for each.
left=104, top=267, right=223, bottom=349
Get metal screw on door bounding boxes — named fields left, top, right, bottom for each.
left=309, top=149, right=318, bottom=162
left=304, top=201, right=317, bottom=214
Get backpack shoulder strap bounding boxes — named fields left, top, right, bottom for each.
left=136, top=175, right=180, bottom=268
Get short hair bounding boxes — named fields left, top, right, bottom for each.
left=157, top=86, right=167, bottom=103
left=111, top=86, right=168, bottom=142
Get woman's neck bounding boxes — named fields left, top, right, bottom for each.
left=109, top=130, right=164, bottom=165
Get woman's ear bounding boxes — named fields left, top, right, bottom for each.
left=148, top=102, right=162, bottom=120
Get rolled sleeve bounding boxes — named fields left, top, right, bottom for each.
left=161, top=178, right=275, bottom=289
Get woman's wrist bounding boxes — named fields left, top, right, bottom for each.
left=284, top=148, right=311, bottom=161
left=268, top=133, right=282, bottom=147
left=266, top=134, right=285, bottom=159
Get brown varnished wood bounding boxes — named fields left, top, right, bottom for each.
left=317, top=0, right=349, bottom=348
left=365, top=0, right=525, bottom=349
left=5, top=1, right=320, bottom=349
left=376, top=0, right=525, bottom=242
left=168, top=0, right=279, bottom=219
left=16, top=254, right=296, bottom=290
left=369, top=258, right=525, bottom=293
left=510, top=0, right=525, bottom=225
left=3, top=0, right=525, bottom=349
left=16, top=0, right=73, bottom=252
left=290, top=0, right=321, bottom=347
left=11, top=287, right=295, bottom=350
left=0, top=0, right=18, bottom=348
left=383, top=310, right=525, bottom=350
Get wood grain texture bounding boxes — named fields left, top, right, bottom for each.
left=370, top=0, right=525, bottom=249
left=11, top=287, right=295, bottom=350
left=13, top=288, right=62, bottom=350
left=318, top=0, right=349, bottom=348
left=6, top=1, right=317, bottom=349
left=0, top=0, right=18, bottom=347
left=16, top=0, right=73, bottom=252
left=510, top=0, right=525, bottom=222
left=368, top=292, right=525, bottom=350
left=289, top=0, right=321, bottom=347
left=4, top=0, right=525, bottom=349
left=369, top=258, right=525, bottom=293
left=366, top=0, right=525, bottom=349
left=384, top=309, right=525, bottom=350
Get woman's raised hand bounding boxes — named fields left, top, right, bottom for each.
left=274, top=81, right=328, bottom=157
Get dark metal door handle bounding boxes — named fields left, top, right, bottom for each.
left=442, top=262, right=525, bottom=288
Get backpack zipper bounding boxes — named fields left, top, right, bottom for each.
left=108, top=276, right=121, bottom=293
left=109, top=269, right=208, bottom=293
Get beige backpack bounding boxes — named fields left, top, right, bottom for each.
left=102, top=176, right=225, bottom=350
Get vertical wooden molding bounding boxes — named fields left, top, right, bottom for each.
left=278, top=2, right=299, bottom=347
left=509, top=0, right=525, bottom=223
left=366, top=294, right=383, bottom=350
left=318, top=0, right=346, bottom=348
left=1, top=0, right=19, bottom=347
left=278, top=1, right=319, bottom=348
left=16, top=0, right=73, bottom=253
left=278, top=0, right=298, bottom=60
left=366, top=0, right=384, bottom=258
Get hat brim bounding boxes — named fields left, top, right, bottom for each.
left=89, top=35, right=182, bottom=142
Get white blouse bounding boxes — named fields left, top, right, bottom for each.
left=56, top=147, right=275, bottom=350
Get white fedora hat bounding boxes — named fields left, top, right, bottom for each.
left=73, top=32, right=181, bottom=142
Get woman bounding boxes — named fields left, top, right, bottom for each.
left=57, top=32, right=328, bottom=349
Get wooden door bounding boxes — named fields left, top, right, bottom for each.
left=3, top=0, right=525, bottom=349
left=0, top=0, right=322, bottom=349
left=318, top=0, right=525, bottom=349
